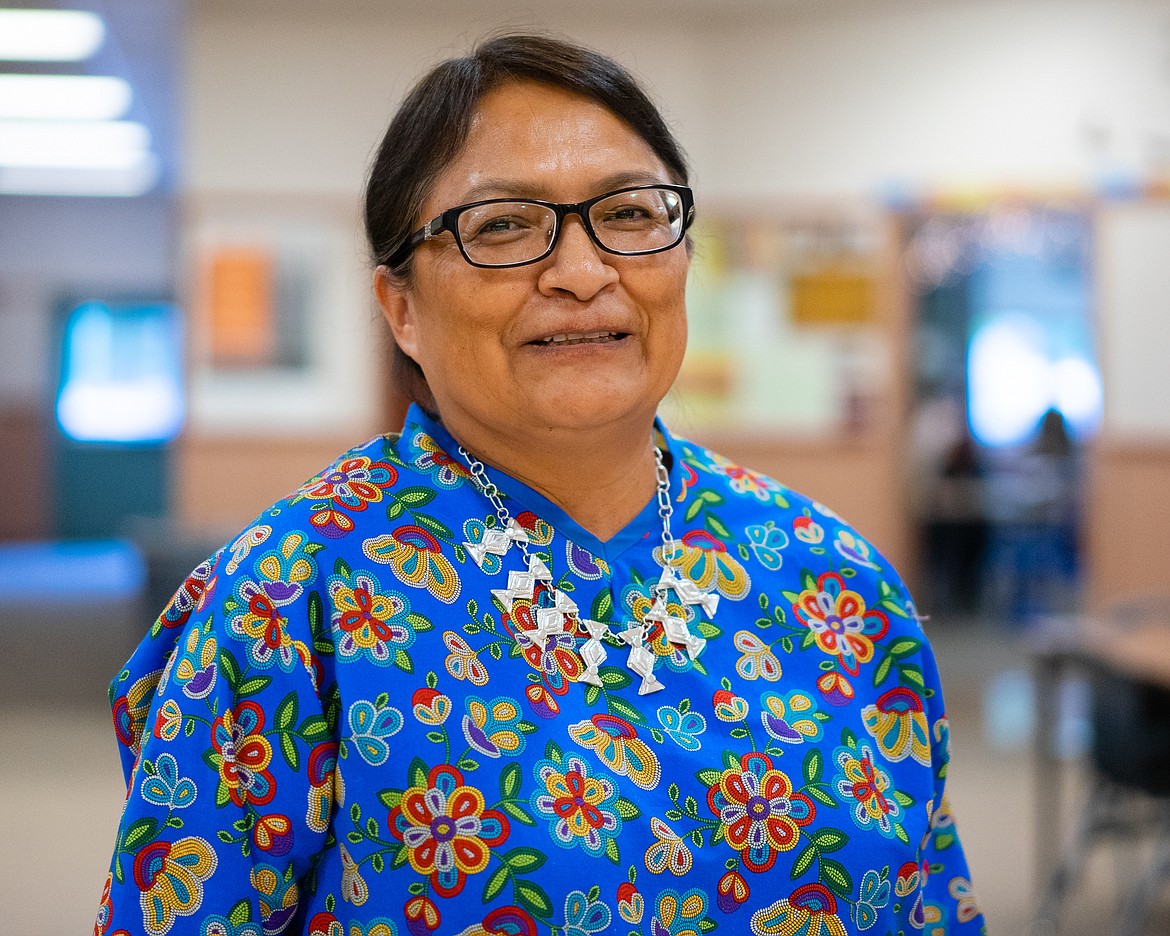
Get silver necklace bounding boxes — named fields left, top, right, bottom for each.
left=458, top=443, right=718, bottom=695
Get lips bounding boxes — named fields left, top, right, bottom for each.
left=533, top=330, right=627, bottom=346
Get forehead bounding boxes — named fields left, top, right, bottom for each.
left=424, top=80, right=669, bottom=208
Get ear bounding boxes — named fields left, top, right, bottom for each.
left=374, top=266, right=421, bottom=360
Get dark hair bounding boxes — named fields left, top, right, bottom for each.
left=363, top=33, right=691, bottom=417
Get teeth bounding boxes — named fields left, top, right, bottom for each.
left=541, top=331, right=620, bottom=346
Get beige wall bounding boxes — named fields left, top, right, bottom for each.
left=1087, top=442, right=1170, bottom=606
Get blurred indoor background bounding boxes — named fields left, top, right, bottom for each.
left=3, top=0, right=1170, bottom=932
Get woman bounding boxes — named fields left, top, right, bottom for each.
left=99, top=34, right=985, bottom=936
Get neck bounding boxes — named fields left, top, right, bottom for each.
left=438, top=411, right=661, bottom=542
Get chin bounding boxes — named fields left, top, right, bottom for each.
left=529, top=385, right=663, bottom=433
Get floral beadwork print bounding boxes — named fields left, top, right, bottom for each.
left=99, top=404, right=985, bottom=935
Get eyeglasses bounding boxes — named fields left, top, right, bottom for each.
left=386, top=183, right=695, bottom=269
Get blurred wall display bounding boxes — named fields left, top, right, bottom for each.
left=662, top=207, right=889, bottom=436
left=901, top=201, right=1097, bottom=618
left=56, top=300, right=184, bottom=444
left=206, top=247, right=276, bottom=367
left=52, top=299, right=182, bottom=537
left=184, top=195, right=380, bottom=438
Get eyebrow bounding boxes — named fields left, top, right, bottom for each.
left=455, top=170, right=673, bottom=205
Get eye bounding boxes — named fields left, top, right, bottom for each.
left=460, top=203, right=549, bottom=244
left=607, top=204, right=654, bottom=222
left=467, top=215, right=531, bottom=240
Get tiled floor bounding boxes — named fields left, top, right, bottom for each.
left=3, top=616, right=1169, bottom=934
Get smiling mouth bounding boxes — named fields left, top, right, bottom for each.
left=534, top=330, right=627, bottom=347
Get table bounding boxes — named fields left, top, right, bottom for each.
left=1029, top=610, right=1170, bottom=911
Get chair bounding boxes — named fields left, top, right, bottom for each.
left=1033, top=596, right=1170, bottom=935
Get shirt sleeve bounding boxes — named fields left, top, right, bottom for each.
left=913, top=630, right=987, bottom=934
left=97, top=530, right=338, bottom=936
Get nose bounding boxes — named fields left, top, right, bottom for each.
left=537, top=214, right=619, bottom=300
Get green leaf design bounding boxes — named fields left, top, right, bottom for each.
left=591, top=589, right=615, bottom=622
left=500, top=800, right=536, bottom=825
left=408, top=757, right=428, bottom=789
left=411, top=512, right=454, bottom=542
left=275, top=692, right=298, bottom=731
left=900, top=664, right=926, bottom=688
left=513, top=880, right=553, bottom=919
left=790, top=842, right=817, bottom=878
left=397, top=486, right=436, bottom=508
left=499, top=762, right=522, bottom=799
left=605, top=836, right=620, bottom=864
left=873, top=655, right=894, bottom=687
left=371, top=852, right=385, bottom=873
left=599, top=667, right=632, bottom=690
left=503, top=847, right=546, bottom=874
left=300, top=715, right=329, bottom=742
left=386, top=500, right=405, bottom=521
left=806, top=785, right=837, bottom=808
left=280, top=731, right=298, bottom=771
left=888, top=638, right=921, bottom=658
left=819, top=857, right=852, bottom=897
left=607, top=695, right=644, bottom=725
left=705, top=514, right=732, bottom=539
left=219, top=650, right=241, bottom=692
left=684, top=498, right=704, bottom=522
left=394, top=649, right=414, bottom=673
left=695, top=768, right=721, bottom=787
left=482, top=862, right=511, bottom=903
left=228, top=899, right=252, bottom=926
left=615, top=798, right=641, bottom=820
left=377, top=788, right=402, bottom=810
left=122, top=817, right=158, bottom=851
left=334, top=556, right=352, bottom=577
left=802, top=749, right=823, bottom=785
left=237, top=675, right=272, bottom=697
left=810, top=828, right=848, bottom=852
left=583, top=685, right=601, bottom=707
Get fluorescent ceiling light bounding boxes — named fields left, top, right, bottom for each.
left=0, top=9, right=106, bottom=61
left=0, top=157, right=160, bottom=196
left=0, top=75, right=132, bottom=120
left=0, top=119, right=151, bottom=169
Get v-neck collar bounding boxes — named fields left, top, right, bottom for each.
left=399, top=404, right=680, bottom=566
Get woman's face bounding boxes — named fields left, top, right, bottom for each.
left=378, top=80, right=689, bottom=448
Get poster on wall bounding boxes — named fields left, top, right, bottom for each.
left=185, top=196, right=381, bottom=438
left=664, top=207, right=889, bottom=438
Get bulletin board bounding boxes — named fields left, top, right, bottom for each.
left=663, top=204, right=892, bottom=438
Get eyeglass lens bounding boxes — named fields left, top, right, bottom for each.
left=456, top=187, right=684, bottom=266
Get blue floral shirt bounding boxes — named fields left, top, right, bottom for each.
left=98, top=405, right=985, bottom=936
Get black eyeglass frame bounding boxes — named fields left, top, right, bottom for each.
left=385, top=183, right=695, bottom=270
